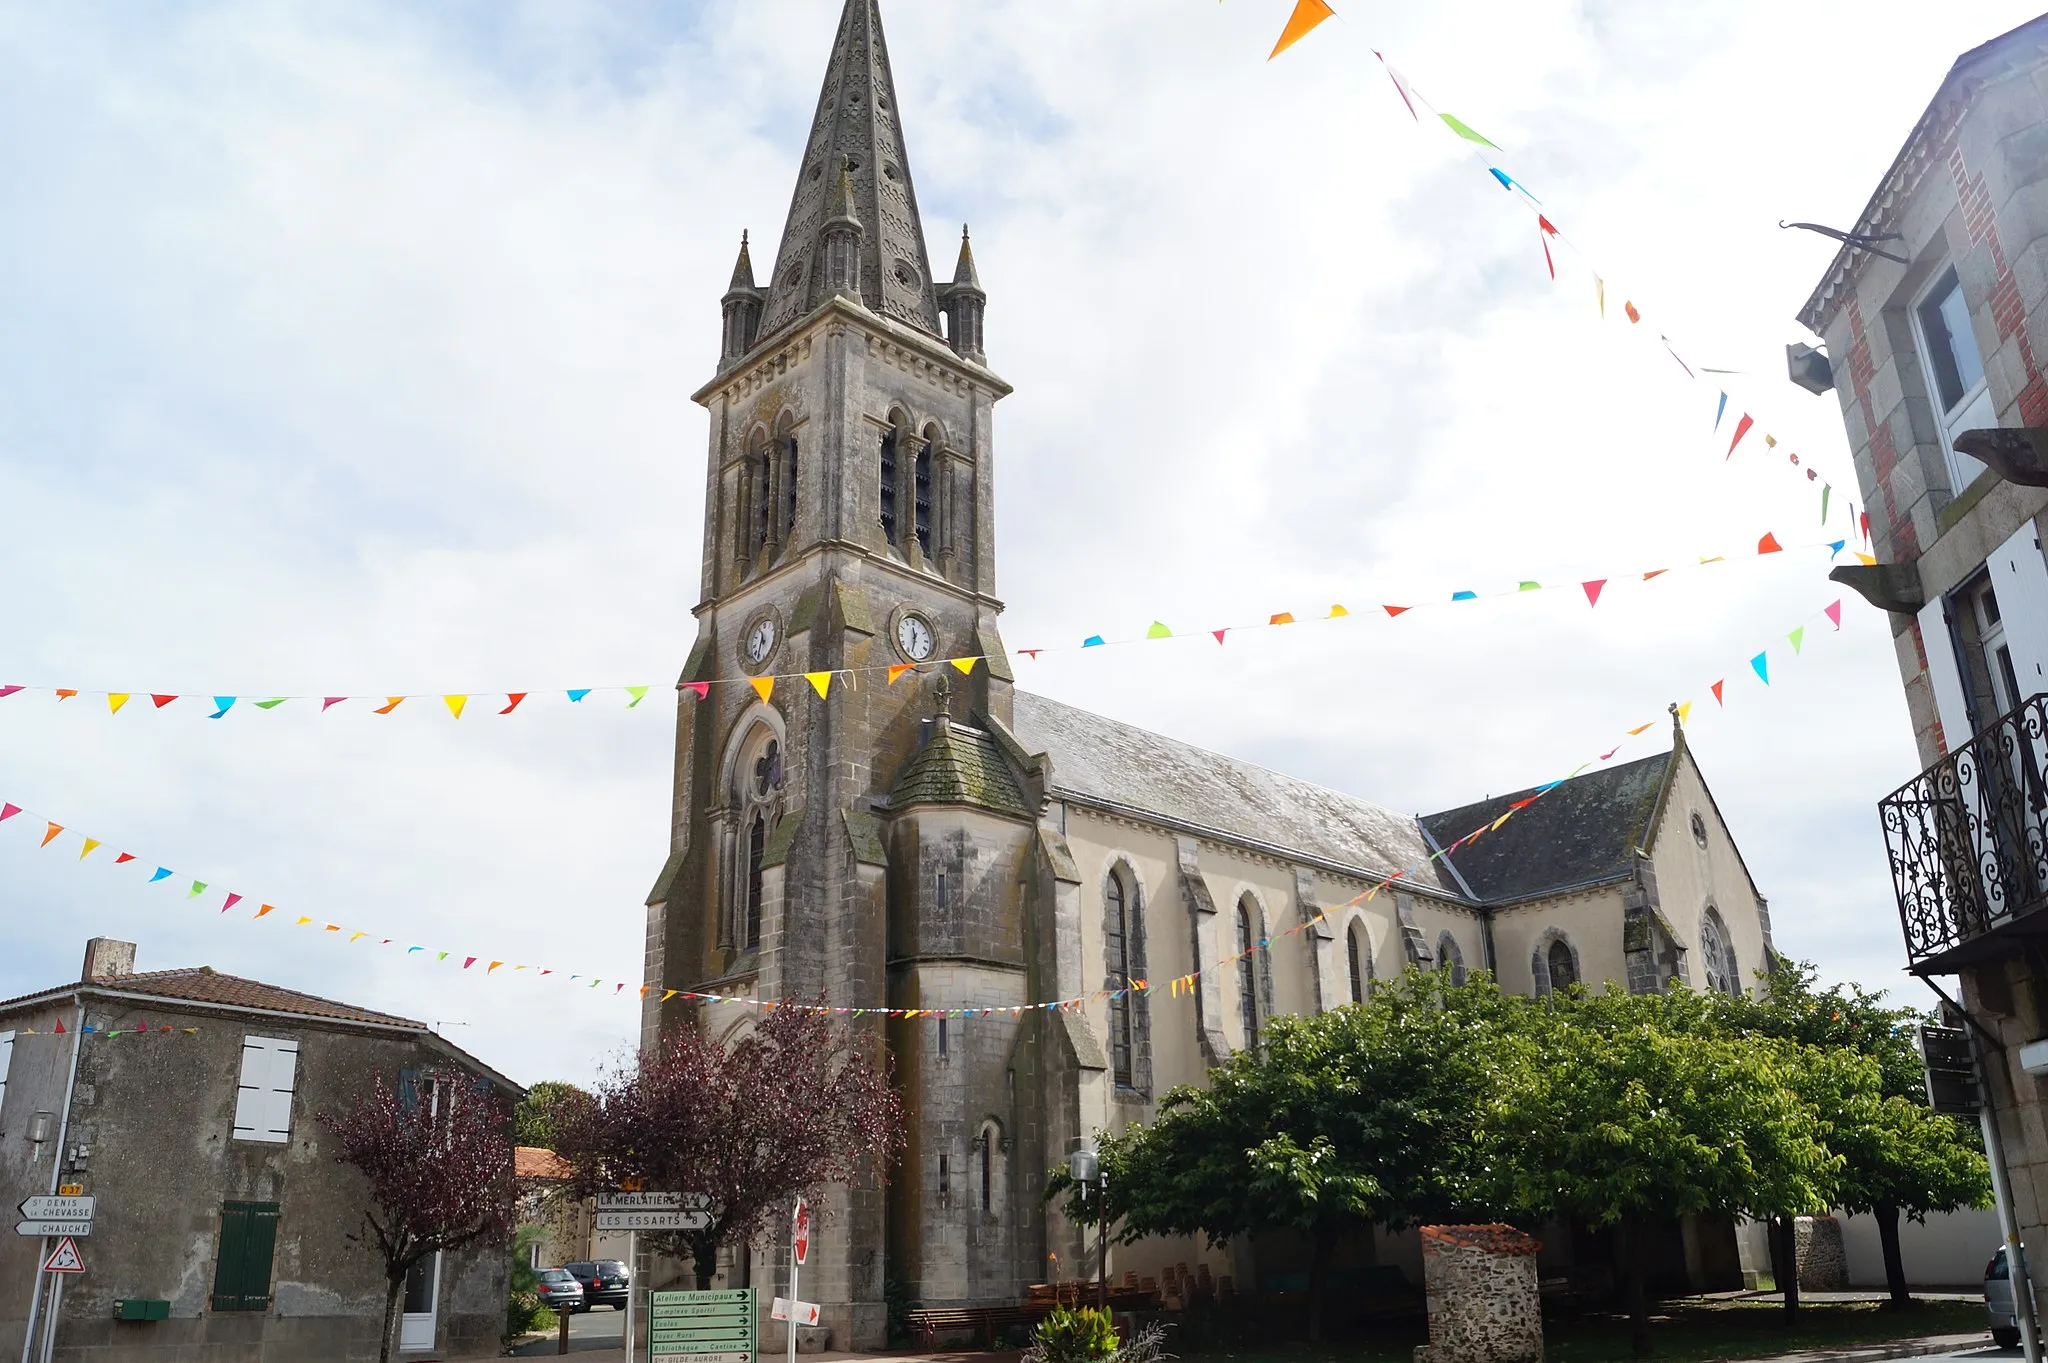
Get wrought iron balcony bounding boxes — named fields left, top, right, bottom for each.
left=1881, top=691, right=2048, bottom=973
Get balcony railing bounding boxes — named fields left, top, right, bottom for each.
left=1881, top=691, right=2048, bottom=971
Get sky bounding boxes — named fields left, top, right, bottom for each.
left=0, top=0, right=2035, bottom=1087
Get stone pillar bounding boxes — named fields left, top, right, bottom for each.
left=1415, top=1225, right=1543, bottom=1363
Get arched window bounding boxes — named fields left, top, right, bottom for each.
left=1438, top=932, right=1467, bottom=988
left=980, top=1129, right=994, bottom=1212
left=749, top=434, right=772, bottom=560
left=1236, top=900, right=1260, bottom=1049
left=1700, top=906, right=1740, bottom=996
left=1533, top=933, right=1578, bottom=996
left=879, top=425, right=900, bottom=546
left=1346, top=920, right=1368, bottom=1004
left=745, top=812, right=766, bottom=949
left=783, top=435, right=799, bottom=540
left=976, top=1119, right=1003, bottom=1217
left=914, top=430, right=934, bottom=556
left=1106, top=871, right=1135, bottom=1087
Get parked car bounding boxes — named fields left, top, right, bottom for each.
left=565, top=1259, right=631, bottom=1311
left=534, top=1267, right=585, bottom=1315
left=1987, top=1244, right=2032, bottom=1349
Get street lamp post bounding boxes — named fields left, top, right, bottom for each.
left=1070, top=1149, right=1107, bottom=1312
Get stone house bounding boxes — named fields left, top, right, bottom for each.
left=0, top=938, right=521, bottom=1362
left=513, top=1147, right=629, bottom=1274
left=637, top=0, right=1780, bottom=1341
left=1797, top=9, right=2048, bottom=1318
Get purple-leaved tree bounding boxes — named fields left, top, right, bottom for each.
left=320, top=1068, right=518, bottom=1363
left=549, top=1001, right=906, bottom=1287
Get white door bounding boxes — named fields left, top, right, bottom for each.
left=400, top=1253, right=441, bottom=1352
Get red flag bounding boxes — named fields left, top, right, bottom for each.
left=1711, top=680, right=1726, bottom=706
left=1757, top=532, right=1783, bottom=554
left=114, top=852, right=134, bottom=865
left=500, top=693, right=529, bottom=714
left=1212, top=630, right=1227, bottom=644
left=1539, top=216, right=1558, bottom=280
left=1019, top=649, right=1041, bottom=660
left=680, top=682, right=710, bottom=701
left=1826, top=600, right=1844, bottom=629
left=1582, top=580, right=1606, bottom=607
left=1727, top=414, right=1754, bottom=457
left=1624, top=301, right=1641, bottom=323
left=1383, top=605, right=1411, bottom=617
left=53, top=1019, right=64, bottom=1035
left=151, top=694, right=177, bottom=708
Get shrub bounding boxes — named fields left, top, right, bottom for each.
left=1028, top=1307, right=1119, bottom=1363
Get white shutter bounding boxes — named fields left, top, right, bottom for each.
left=1918, top=597, right=1975, bottom=754
left=0, top=1031, right=13, bottom=1121
left=1989, top=521, right=2048, bottom=702
left=233, top=1037, right=299, bottom=1143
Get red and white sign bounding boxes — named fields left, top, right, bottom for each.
left=792, top=1198, right=810, bottom=1266
left=42, top=1237, right=84, bottom=1274
left=771, top=1297, right=820, bottom=1326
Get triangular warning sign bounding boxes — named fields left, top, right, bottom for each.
left=42, top=1237, right=84, bottom=1273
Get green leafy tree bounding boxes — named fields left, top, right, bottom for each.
left=513, top=1080, right=589, bottom=1151
left=1053, top=970, right=1519, bottom=1340
left=1715, top=963, right=1990, bottom=1308
left=1489, top=989, right=1841, bottom=1357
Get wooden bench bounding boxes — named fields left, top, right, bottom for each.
left=905, top=1304, right=1050, bottom=1349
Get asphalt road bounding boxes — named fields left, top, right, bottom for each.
left=511, top=1304, right=627, bottom=1356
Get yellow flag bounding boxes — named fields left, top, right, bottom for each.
left=1329, top=604, right=1350, bottom=618
left=1268, top=0, right=1335, bottom=59
left=751, top=677, right=775, bottom=704
left=662, top=989, right=678, bottom=1002
left=444, top=694, right=468, bottom=719
left=79, top=838, right=101, bottom=861
left=1676, top=701, right=1693, bottom=726
left=1490, top=813, right=1512, bottom=832
left=1627, top=722, right=1654, bottom=736
left=295, top=916, right=314, bottom=926
left=806, top=671, right=833, bottom=699
left=107, top=693, right=130, bottom=715
left=1855, top=552, right=1876, bottom=566
left=950, top=657, right=977, bottom=675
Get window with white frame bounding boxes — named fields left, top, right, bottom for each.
left=1913, top=266, right=1996, bottom=493
left=232, top=1036, right=299, bottom=1143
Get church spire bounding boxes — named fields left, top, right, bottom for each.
left=727, top=230, right=757, bottom=292
left=754, top=0, right=942, bottom=342
left=720, top=231, right=764, bottom=365
left=938, top=226, right=987, bottom=363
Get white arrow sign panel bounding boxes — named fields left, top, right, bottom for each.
left=16, top=1220, right=91, bottom=1238
left=18, top=1197, right=93, bottom=1220
left=595, top=1210, right=710, bottom=1231
left=770, top=1298, right=820, bottom=1326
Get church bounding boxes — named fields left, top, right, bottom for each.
left=637, top=0, right=1778, bottom=1345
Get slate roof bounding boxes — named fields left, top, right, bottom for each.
left=889, top=719, right=1033, bottom=817
left=0, top=966, right=426, bottom=1030
left=1421, top=751, right=1676, bottom=905
left=1010, top=691, right=1461, bottom=894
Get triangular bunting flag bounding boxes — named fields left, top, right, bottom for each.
left=1451, top=591, right=1477, bottom=602
left=210, top=697, right=236, bottom=719
left=149, top=867, right=171, bottom=882
left=1518, top=581, right=1541, bottom=592
left=256, top=904, right=275, bottom=918
left=1625, top=301, right=1641, bottom=323
left=1329, top=604, right=1350, bottom=618
left=152, top=694, right=177, bottom=708
left=222, top=893, right=242, bottom=913
left=1855, top=552, right=1876, bottom=566
left=1268, top=0, right=1335, bottom=59
left=114, top=852, right=133, bottom=864
left=1642, top=569, right=1668, bottom=580
left=0, top=803, right=20, bottom=821
left=1627, top=723, right=1654, bottom=736
left=1822, top=484, right=1832, bottom=523
left=1146, top=622, right=1172, bottom=639
left=1714, top=392, right=1727, bottom=431
left=79, top=838, right=100, bottom=861
left=501, top=693, right=529, bottom=714
left=108, top=693, right=130, bottom=715
left=679, top=683, right=709, bottom=701
left=374, top=697, right=404, bottom=714
left=1828, top=540, right=1846, bottom=558
left=1582, top=580, right=1606, bottom=607
left=443, top=695, right=467, bottom=719
left=0, top=687, right=22, bottom=700
left=1440, top=112, right=1497, bottom=147
left=1599, top=746, right=1621, bottom=761
left=1727, top=414, right=1754, bottom=457
left=1676, top=701, right=1692, bottom=725
left=1756, top=532, right=1783, bottom=554
left=806, top=671, right=833, bottom=699
left=1212, top=630, right=1227, bottom=644
left=1082, top=636, right=1105, bottom=647
left=55, top=689, right=76, bottom=700
left=950, top=657, right=977, bottom=675
left=566, top=689, right=591, bottom=702
left=187, top=881, right=207, bottom=898
left=1788, top=627, right=1806, bottom=654
left=1595, top=276, right=1605, bottom=317
left=1711, top=680, right=1725, bottom=707
left=1826, top=600, right=1844, bottom=629
left=1270, top=613, right=1296, bottom=625
left=888, top=664, right=914, bottom=684
left=254, top=697, right=288, bottom=709
left=1750, top=653, right=1769, bottom=685
left=1383, top=605, right=1410, bottom=616
left=751, top=677, right=774, bottom=703
left=40, top=823, right=62, bottom=848
left=322, top=697, right=347, bottom=711
left=625, top=686, right=650, bottom=708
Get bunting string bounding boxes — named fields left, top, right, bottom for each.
left=0, top=599, right=1846, bottom=1021
left=1252, top=2, right=1870, bottom=542
left=0, top=533, right=1860, bottom=713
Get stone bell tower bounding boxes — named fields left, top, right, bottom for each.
left=639, top=0, right=1014, bottom=1344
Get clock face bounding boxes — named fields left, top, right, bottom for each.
left=746, top=618, right=778, bottom=665
left=897, top=614, right=935, bottom=661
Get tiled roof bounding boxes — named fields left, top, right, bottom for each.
left=889, top=719, right=1033, bottom=818
left=1422, top=751, right=1674, bottom=905
left=1011, top=691, right=1461, bottom=894
left=0, top=966, right=425, bottom=1030
left=516, top=1146, right=573, bottom=1180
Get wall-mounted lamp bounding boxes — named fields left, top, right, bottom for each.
left=1787, top=342, right=1835, bottom=396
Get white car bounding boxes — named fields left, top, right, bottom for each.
left=1988, top=1244, right=2031, bottom=1349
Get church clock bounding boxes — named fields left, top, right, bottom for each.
left=745, top=614, right=779, bottom=669
left=895, top=612, right=935, bottom=661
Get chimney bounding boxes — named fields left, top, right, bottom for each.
left=81, top=938, right=136, bottom=981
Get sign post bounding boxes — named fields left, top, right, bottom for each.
left=787, top=1198, right=810, bottom=1363
left=647, top=1286, right=753, bottom=1360
left=596, top=1194, right=713, bottom=1363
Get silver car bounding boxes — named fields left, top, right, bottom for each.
left=1988, top=1244, right=2031, bottom=1348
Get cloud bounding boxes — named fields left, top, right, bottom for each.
left=0, top=0, right=2030, bottom=1081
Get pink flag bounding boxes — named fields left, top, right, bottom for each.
left=1825, top=600, right=1844, bottom=629
left=322, top=697, right=347, bottom=711
left=680, top=682, right=710, bottom=701
left=1212, top=630, right=1227, bottom=644
left=222, top=893, right=242, bottom=914
left=1727, top=414, right=1754, bottom=458
left=0, top=804, right=18, bottom=822
left=1582, top=580, right=1607, bottom=607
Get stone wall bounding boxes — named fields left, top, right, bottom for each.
left=1415, top=1225, right=1543, bottom=1363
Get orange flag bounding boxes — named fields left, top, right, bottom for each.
left=888, top=664, right=915, bottom=685
left=1757, top=532, right=1783, bottom=554
left=751, top=677, right=775, bottom=704
left=374, top=696, right=405, bottom=715
left=1269, top=0, right=1335, bottom=58
left=40, top=823, right=62, bottom=848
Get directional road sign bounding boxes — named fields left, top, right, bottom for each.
left=649, top=1288, right=754, bottom=1358
left=16, top=1221, right=91, bottom=1238
left=597, top=1191, right=712, bottom=1211
left=771, top=1298, right=820, bottom=1326
left=19, top=1197, right=94, bottom=1221
left=596, top=1209, right=711, bottom=1231
left=41, top=1237, right=84, bottom=1273
left=793, top=1199, right=809, bottom=1266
